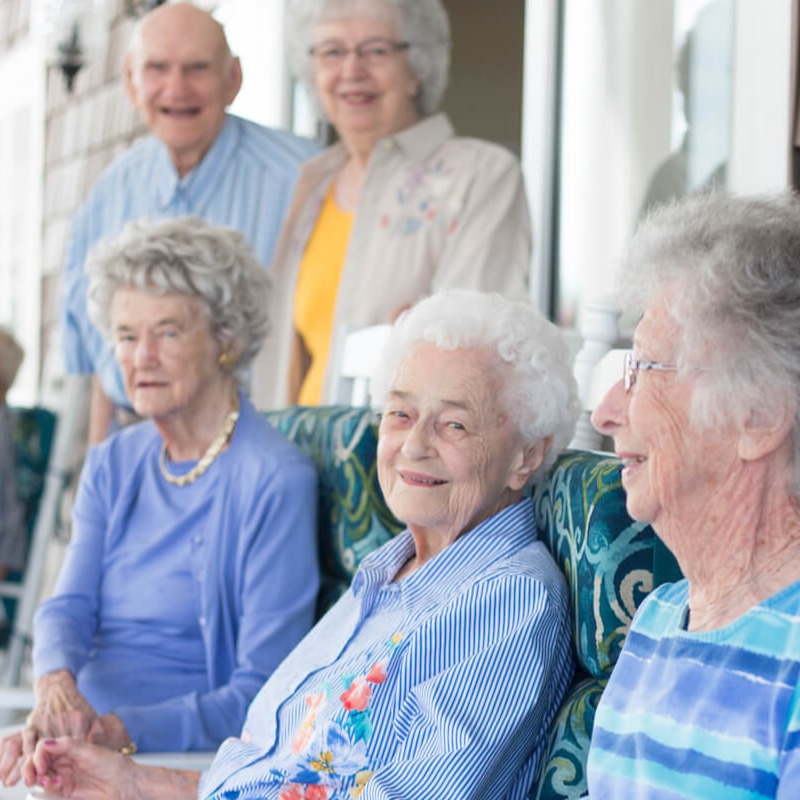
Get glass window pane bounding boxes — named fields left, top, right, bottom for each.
left=554, top=0, right=734, bottom=330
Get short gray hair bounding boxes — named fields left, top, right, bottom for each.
left=0, top=327, right=24, bottom=394
left=285, top=0, right=451, bottom=118
left=618, top=191, right=800, bottom=491
left=369, top=288, right=580, bottom=485
left=86, top=216, right=270, bottom=386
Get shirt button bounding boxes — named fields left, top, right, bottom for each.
left=199, top=616, right=206, bottom=626
left=193, top=535, right=203, bottom=545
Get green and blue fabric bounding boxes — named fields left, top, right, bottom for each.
left=529, top=451, right=679, bottom=799
left=265, top=406, right=403, bottom=615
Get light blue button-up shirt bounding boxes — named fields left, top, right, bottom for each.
left=200, top=499, right=574, bottom=799
left=60, top=114, right=318, bottom=407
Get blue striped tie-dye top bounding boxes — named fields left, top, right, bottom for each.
left=587, top=578, right=800, bottom=799
left=199, top=499, right=574, bottom=800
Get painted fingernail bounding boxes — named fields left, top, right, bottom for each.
left=43, top=739, right=56, bottom=746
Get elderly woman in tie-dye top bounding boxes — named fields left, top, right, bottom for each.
left=24, top=289, right=579, bottom=799
left=588, top=192, right=800, bottom=799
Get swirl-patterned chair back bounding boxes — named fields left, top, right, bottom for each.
left=264, top=406, right=681, bottom=799
left=5, top=407, right=57, bottom=626
left=9, top=408, right=57, bottom=538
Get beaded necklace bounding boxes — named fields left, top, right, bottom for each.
left=159, top=396, right=240, bottom=487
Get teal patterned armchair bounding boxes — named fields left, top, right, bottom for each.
left=4, top=407, right=58, bottom=627
left=264, top=406, right=680, bottom=798
left=264, top=405, right=404, bottom=616
left=9, top=407, right=57, bottom=540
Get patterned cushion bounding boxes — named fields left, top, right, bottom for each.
left=532, top=450, right=656, bottom=679
left=10, top=407, right=57, bottom=538
left=264, top=406, right=403, bottom=614
left=531, top=676, right=605, bottom=800
left=530, top=450, right=683, bottom=800
left=4, top=406, right=57, bottom=627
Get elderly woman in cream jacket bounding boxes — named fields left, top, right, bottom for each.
left=252, top=0, right=531, bottom=409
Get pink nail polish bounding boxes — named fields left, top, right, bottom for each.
left=43, top=739, right=56, bottom=746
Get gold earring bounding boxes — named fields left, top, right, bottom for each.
left=219, top=351, right=236, bottom=368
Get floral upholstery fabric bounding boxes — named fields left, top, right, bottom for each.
left=264, top=406, right=403, bottom=615
left=264, top=409, right=678, bottom=799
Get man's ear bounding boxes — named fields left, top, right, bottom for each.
left=508, top=436, right=552, bottom=491
left=122, top=53, right=140, bottom=108
left=224, top=56, right=243, bottom=106
left=738, top=404, right=794, bottom=462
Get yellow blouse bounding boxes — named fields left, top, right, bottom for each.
left=293, top=188, right=354, bottom=405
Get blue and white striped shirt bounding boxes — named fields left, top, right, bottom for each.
left=588, top=578, right=800, bottom=799
left=60, top=113, right=318, bottom=408
left=199, top=499, right=573, bottom=800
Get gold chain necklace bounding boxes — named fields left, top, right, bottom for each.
left=159, top=396, right=240, bottom=487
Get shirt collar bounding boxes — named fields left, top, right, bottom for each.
left=310, top=112, right=454, bottom=178
left=381, top=112, right=453, bottom=162
left=154, top=114, right=239, bottom=211
left=352, top=499, right=538, bottom=615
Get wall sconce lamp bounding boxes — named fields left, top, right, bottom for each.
left=56, top=20, right=84, bottom=93
left=124, top=0, right=167, bottom=18
left=48, top=0, right=167, bottom=93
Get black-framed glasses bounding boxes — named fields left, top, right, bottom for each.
left=623, top=351, right=678, bottom=392
left=309, top=38, right=411, bottom=69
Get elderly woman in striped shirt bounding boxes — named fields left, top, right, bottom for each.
left=588, top=193, right=800, bottom=799
left=25, top=288, right=580, bottom=800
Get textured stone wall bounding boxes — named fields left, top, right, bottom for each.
left=40, top=1, right=146, bottom=377
left=0, top=0, right=148, bottom=378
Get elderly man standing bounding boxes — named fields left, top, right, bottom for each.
left=61, top=1, right=317, bottom=442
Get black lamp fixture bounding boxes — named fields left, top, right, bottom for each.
left=56, top=20, right=84, bottom=93
left=54, top=0, right=167, bottom=93
left=124, top=0, right=167, bottom=18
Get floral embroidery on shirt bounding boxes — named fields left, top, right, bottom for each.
left=279, top=784, right=330, bottom=800
left=388, top=161, right=453, bottom=237
left=292, top=691, right=326, bottom=753
left=350, top=770, right=375, bottom=798
left=281, top=634, right=404, bottom=795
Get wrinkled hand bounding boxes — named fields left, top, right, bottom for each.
left=0, top=671, right=101, bottom=787
left=22, top=737, right=133, bottom=799
left=87, top=713, right=132, bottom=751
left=28, top=670, right=98, bottom=740
left=0, top=731, right=28, bottom=786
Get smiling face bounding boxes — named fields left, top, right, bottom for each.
left=111, top=288, right=227, bottom=423
left=312, top=13, right=420, bottom=152
left=377, top=341, right=542, bottom=542
left=124, top=3, right=242, bottom=176
left=591, top=291, right=743, bottom=533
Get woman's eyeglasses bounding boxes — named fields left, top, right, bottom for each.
left=623, top=351, right=677, bottom=392
left=309, top=38, right=411, bottom=69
